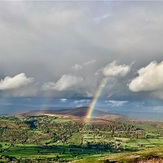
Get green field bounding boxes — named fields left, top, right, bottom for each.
left=0, top=115, right=163, bottom=162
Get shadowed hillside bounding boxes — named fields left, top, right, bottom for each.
left=17, top=107, right=120, bottom=119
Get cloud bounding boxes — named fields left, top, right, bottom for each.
left=85, top=91, right=93, bottom=97
left=73, top=99, right=91, bottom=107
left=106, top=100, right=128, bottom=107
left=4, top=84, right=38, bottom=97
left=60, top=98, right=67, bottom=103
left=129, top=61, right=163, bottom=92
left=150, top=91, right=163, bottom=100
left=0, top=73, right=34, bottom=90
left=0, top=2, right=163, bottom=100
left=42, top=74, right=83, bottom=91
left=41, top=82, right=56, bottom=91
left=72, top=64, right=82, bottom=71
left=102, top=61, right=131, bottom=77
left=94, top=13, right=111, bottom=23
left=84, top=59, right=96, bottom=66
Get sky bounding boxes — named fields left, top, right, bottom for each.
left=0, top=1, right=163, bottom=102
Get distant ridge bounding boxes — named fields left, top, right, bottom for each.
left=17, top=107, right=120, bottom=119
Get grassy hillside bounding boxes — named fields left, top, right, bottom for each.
left=74, top=146, right=163, bottom=163
left=0, top=113, right=163, bottom=162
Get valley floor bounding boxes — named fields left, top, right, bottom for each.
left=0, top=114, right=163, bottom=162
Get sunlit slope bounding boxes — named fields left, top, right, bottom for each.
left=74, top=146, right=163, bottom=163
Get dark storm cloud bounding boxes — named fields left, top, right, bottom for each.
left=0, top=1, right=163, bottom=99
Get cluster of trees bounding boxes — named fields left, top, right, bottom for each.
left=0, top=115, right=163, bottom=162
left=0, top=115, right=162, bottom=147
left=0, top=116, right=82, bottom=144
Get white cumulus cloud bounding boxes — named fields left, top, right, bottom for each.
left=42, top=74, right=83, bottom=91
left=129, top=61, right=163, bottom=92
left=102, top=61, right=131, bottom=77
left=0, top=73, right=34, bottom=90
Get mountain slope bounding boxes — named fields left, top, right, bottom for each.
left=17, top=106, right=120, bottom=119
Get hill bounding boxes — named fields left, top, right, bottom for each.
left=17, top=106, right=120, bottom=119
left=1, top=113, right=163, bottom=162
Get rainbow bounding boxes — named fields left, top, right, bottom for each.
left=86, top=78, right=108, bottom=119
